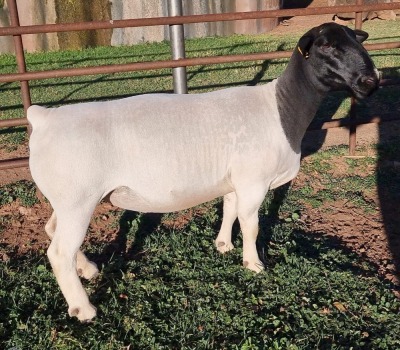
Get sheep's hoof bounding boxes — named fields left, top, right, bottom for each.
left=68, top=304, right=97, bottom=322
left=215, top=241, right=234, bottom=254
left=77, top=261, right=99, bottom=280
left=243, top=260, right=264, bottom=273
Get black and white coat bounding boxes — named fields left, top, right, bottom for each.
left=28, top=22, right=379, bottom=321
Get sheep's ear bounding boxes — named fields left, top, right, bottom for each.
left=297, top=35, right=313, bottom=59
left=354, top=29, right=369, bottom=43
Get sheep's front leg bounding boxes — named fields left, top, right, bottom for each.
left=45, top=211, right=99, bottom=280
left=215, top=192, right=237, bottom=253
left=47, top=208, right=97, bottom=321
left=236, top=185, right=267, bottom=273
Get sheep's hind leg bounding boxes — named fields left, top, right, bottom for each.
left=47, top=206, right=98, bottom=321
left=45, top=211, right=99, bottom=280
left=215, top=192, right=236, bottom=253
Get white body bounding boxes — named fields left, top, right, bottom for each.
left=29, top=79, right=299, bottom=209
left=28, top=78, right=300, bottom=321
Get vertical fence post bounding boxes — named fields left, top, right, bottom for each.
left=167, top=0, right=188, bottom=94
left=349, top=0, right=364, bottom=155
left=7, top=0, right=32, bottom=132
left=349, top=96, right=357, bottom=155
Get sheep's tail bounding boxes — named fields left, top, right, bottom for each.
left=27, top=105, right=49, bottom=132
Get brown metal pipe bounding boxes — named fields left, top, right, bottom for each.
left=0, top=3, right=399, bottom=37
left=7, top=0, right=31, bottom=118
left=364, top=42, right=400, bottom=51
left=349, top=97, right=357, bottom=155
left=0, top=157, right=29, bottom=170
left=309, top=114, right=400, bottom=131
left=0, top=50, right=292, bottom=83
left=348, top=0, right=364, bottom=155
left=354, top=0, right=364, bottom=30
left=0, top=117, right=28, bottom=128
left=379, top=78, right=400, bottom=87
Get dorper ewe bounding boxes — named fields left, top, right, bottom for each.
left=28, top=23, right=379, bottom=321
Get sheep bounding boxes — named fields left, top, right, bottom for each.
left=28, top=22, right=379, bottom=322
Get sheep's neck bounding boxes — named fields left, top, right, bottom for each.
left=275, top=55, right=326, bottom=154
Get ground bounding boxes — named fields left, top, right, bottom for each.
left=1, top=0, right=400, bottom=295
left=2, top=142, right=400, bottom=292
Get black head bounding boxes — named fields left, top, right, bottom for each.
left=296, top=22, right=379, bottom=99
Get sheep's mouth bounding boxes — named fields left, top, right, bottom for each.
left=350, top=73, right=380, bottom=100
left=350, top=83, right=378, bottom=100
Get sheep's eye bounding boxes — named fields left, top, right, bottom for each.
left=321, top=43, right=334, bottom=51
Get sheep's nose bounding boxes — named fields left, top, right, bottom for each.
left=360, top=75, right=379, bottom=90
left=361, top=76, right=378, bottom=87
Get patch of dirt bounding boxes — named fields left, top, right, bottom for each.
left=293, top=166, right=399, bottom=286
left=0, top=198, right=122, bottom=260
left=0, top=200, right=51, bottom=259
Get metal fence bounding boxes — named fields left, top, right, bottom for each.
left=0, top=0, right=399, bottom=170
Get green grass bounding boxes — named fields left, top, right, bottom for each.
left=297, top=145, right=378, bottom=212
left=0, top=180, right=38, bottom=207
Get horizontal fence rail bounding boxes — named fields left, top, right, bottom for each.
left=0, top=3, right=400, bottom=36
left=0, top=0, right=399, bottom=171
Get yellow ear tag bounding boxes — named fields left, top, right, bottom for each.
left=297, top=46, right=310, bottom=59
left=297, top=46, right=303, bottom=55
